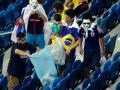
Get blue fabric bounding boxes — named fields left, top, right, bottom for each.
left=79, top=27, right=103, bottom=52
left=48, top=10, right=55, bottom=21
left=17, top=24, right=26, bottom=34
left=27, top=33, right=45, bottom=48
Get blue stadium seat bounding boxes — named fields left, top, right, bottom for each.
left=52, top=77, right=61, bottom=89
left=104, top=35, right=111, bottom=46
left=62, top=60, right=81, bottom=78
left=57, top=75, right=69, bottom=90
left=108, top=60, right=118, bottom=82
left=16, top=0, right=28, bottom=7
left=20, top=77, right=40, bottom=90
left=72, top=60, right=81, bottom=69
left=22, top=76, right=31, bottom=86
left=68, top=62, right=82, bottom=89
left=81, top=78, right=91, bottom=90
left=13, top=85, right=21, bottom=90
left=100, top=60, right=111, bottom=72
left=0, top=53, right=4, bottom=73
left=90, top=69, right=101, bottom=81
left=0, top=10, right=6, bottom=32
left=106, top=34, right=118, bottom=56
left=112, top=52, right=120, bottom=62
left=7, top=4, right=20, bottom=20
left=62, top=66, right=72, bottom=78
left=0, top=75, right=7, bottom=90
left=95, top=70, right=109, bottom=90
left=0, top=74, right=4, bottom=85
left=115, top=81, right=120, bottom=90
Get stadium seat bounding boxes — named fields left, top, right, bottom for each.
left=95, top=70, right=109, bottom=90
left=62, top=66, right=72, bottom=78
left=0, top=10, right=6, bottom=32
left=108, top=60, right=118, bottom=83
left=57, top=75, right=69, bottom=90
left=22, top=76, right=31, bottom=86
left=20, top=77, right=40, bottom=90
left=90, top=69, right=101, bottom=81
left=104, top=35, right=111, bottom=46
left=7, top=4, right=20, bottom=20
left=81, top=78, right=91, bottom=90
left=100, top=60, right=111, bottom=72
left=0, top=75, right=7, bottom=90
left=112, top=52, right=120, bottom=62
left=115, top=81, right=120, bottom=90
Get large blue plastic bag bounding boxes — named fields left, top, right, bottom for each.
left=29, top=37, right=66, bottom=86
left=29, top=46, right=57, bottom=86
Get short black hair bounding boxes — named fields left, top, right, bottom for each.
left=54, top=13, right=61, bottom=22
left=52, top=1, right=64, bottom=11
left=17, top=32, right=26, bottom=38
left=82, top=14, right=93, bottom=22
left=65, top=8, right=75, bottom=18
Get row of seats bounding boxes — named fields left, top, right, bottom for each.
left=104, top=34, right=118, bottom=58
left=0, top=0, right=29, bottom=75
left=0, top=0, right=15, bottom=12
left=79, top=0, right=113, bottom=18
left=79, top=52, right=120, bottom=90
left=97, top=0, right=120, bottom=34
left=0, top=0, right=28, bottom=48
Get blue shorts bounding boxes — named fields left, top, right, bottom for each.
left=26, top=33, right=45, bottom=48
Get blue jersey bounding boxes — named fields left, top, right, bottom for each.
left=61, top=26, right=79, bottom=41
left=79, top=27, right=104, bottom=51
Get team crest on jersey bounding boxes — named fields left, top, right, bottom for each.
left=90, top=31, right=95, bottom=37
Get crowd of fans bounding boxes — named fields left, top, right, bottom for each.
left=0, top=0, right=120, bottom=90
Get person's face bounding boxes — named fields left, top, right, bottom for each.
left=65, top=15, right=73, bottom=25
left=82, top=19, right=91, bottom=30
left=18, top=37, right=26, bottom=45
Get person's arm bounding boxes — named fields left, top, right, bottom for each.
left=39, top=12, right=47, bottom=22
left=36, top=4, right=48, bottom=22
left=99, top=37, right=105, bottom=57
left=66, top=39, right=80, bottom=55
left=70, top=39, right=80, bottom=50
left=79, top=36, right=83, bottom=55
left=15, top=49, right=29, bottom=58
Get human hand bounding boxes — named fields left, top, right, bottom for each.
left=20, top=52, right=30, bottom=59
left=80, top=48, right=83, bottom=55
left=66, top=49, right=71, bottom=55
left=100, top=51, right=105, bottom=57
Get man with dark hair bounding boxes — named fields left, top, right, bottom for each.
left=7, top=32, right=37, bottom=90
left=48, top=1, right=64, bottom=21
left=79, top=14, right=105, bottom=77
left=57, top=8, right=80, bottom=76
